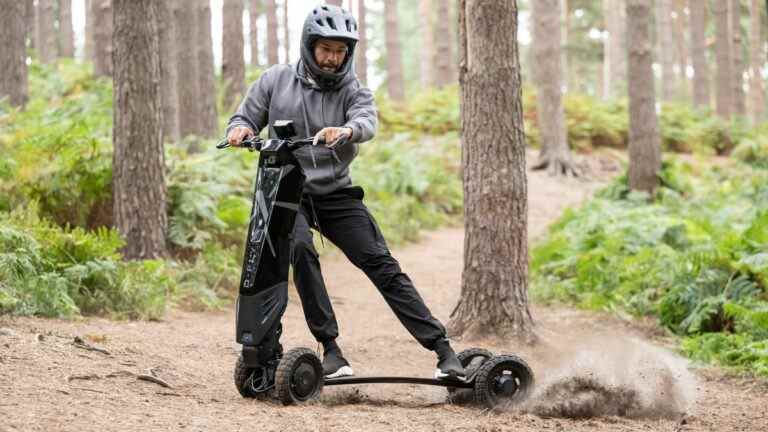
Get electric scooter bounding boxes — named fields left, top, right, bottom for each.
left=217, top=120, right=535, bottom=409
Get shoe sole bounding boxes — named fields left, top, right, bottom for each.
left=325, top=365, right=354, bottom=379
left=434, top=368, right=467, bottom=381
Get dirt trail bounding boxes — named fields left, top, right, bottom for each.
left=2, top=155, right=767, bottom=432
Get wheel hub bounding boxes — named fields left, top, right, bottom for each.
left=494, top=373, right=519, bottom=396
left=292, top=362, right=318, bottom=398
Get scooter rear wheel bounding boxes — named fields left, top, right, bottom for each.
left=473, top=355, right=534, bottom=409
left=446, top=348, right=494, bottom=398
left=274, top=347, right=323, bottom=405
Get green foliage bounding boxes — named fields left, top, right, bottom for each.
left=531, top=158, right=768, bottom=376
left=0, top=205, right=169, bottom=319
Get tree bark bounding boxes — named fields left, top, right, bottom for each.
left=672, top=0, right=689, bottom=99
left=750, top=0, right=765, bottom=123
left=249, top=0, right=261, bottom=67
left=627, top=0, right=661, bottom=194
left=657, top=0, right=676, bottom=101
left=174, top=0, right=200, bottom=138
left=355, top=0, right=368, bottom=85
left=223, top=0, right=246, bottom=110
left=562, top=0, right=570, bottom=91
left=92, top=0, right=113, bottom=77
left=435, top=0, right=454, bottom=87
left=690, top=0, right=711, bottom=108
left=84, top=0, right=93, bottom=61
left=36, top=0, right=57, bottom=64
left=112, top=0, right=167, bottom=260
left=158, top=0, right=179, bottom=143
left=384, top=0, right=405, bottom=101
left=266, top=0, right=279, bottom=65
left=533, top=0, right=578, bottom=176
left=282, top=0, right=290, bottom=63
left=26, top=0, right=36, bottom=50
left=0, top=0, right=28, bottom=107
left=603, top=0, right=627, bottom=99
left=731, top=0, right=747, bottom=117
left=419, top=0, right=434, bottom=88
left=449, top=0, right=534, bottom=341
left=714, top=0, right=733, bottom=119
left=197, top=0, right=218, bottom=138
left=58, top=0, right=75, bottom=58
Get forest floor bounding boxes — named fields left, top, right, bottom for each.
left=1, top=151, right=767, bottom=432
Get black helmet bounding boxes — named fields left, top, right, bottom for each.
left=300, top=4, right=359, bottom=89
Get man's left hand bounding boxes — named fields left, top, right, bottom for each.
left=313, top=127, right=353, bottom=148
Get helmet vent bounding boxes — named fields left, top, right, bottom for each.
left=325, top=17, right=337, bottom=30
left=345, top=19, right=351, bottom=32
left=321, top=5, right=329, bottom=11
left=316, top=19, right=323, bottom=27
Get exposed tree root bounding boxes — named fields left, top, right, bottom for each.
left=532, top=152, right=583, bottom=177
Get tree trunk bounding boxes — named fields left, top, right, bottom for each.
left=672, top=0, right=689, bottom=99
left=384, top=0, right=405, bottom=101
left=174, top=0, right=200, bottom=138
left=690, top=0, right=711, bottom=108
left=731, top=0, right=747, bottom=117
left=249, top=0, right=261, bottom=67
left=562, top=0, right=570, bottom=91
left=657, top=0, right=675, bottom=101
left=603, top=0, right=627, bottom=99
left=92, top=0, right=113, bottom=77
left=435, top=0, right=454, bottom=87
left=326, top=0, right=343, bottom=5
left=112, top=0, right=167, bottom=260
left=750, top=0, right=765, bottom=123
left=533, top=0, right=578, bottom=176
left=0, top=0, right=28, bottom=107
left=26, top=0, right=36, bottom=50
left=58, top=0, right=75, bottom=58
left=197, top=0, right=218, bottom=138
left=355, top=0, right=368, bottom=85
left=419, top=0, right=434, bottom=88
left=266, top=0, right=279, bottom=65
left=449, top=0, right=534, bottom=341
left=714, top=0, right=733, bottom=119
left=223, top=0, right=246, bottom=111
left=36, top=0, right=57, bottom=64
left=627, top=0, right=661, bottom=194
left=84, top=0, right=93, bottom=61
left=158, top=0, right=179, bottom=143
left=282, top=0, right=290, bottom=63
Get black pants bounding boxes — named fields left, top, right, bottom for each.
left=290, top=186, right=447, bottom=351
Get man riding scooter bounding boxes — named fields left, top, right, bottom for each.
left=225, top=4, right=465, bottom=381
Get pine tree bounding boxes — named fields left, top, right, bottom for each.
left=450, top=0, right=534, bottom=341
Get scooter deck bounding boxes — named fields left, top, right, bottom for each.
left=324, top=375, right=475, bottom=389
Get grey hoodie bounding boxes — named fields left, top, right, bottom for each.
left=226, top=61, right=378, bottom=196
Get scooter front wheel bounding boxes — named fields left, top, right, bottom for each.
left=274, top=347, right=324, bottom=405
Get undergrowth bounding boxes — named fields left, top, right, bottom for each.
left=530, top=158, right=768, bottom=377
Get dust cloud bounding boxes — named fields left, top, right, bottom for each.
left=521, top=334, right=698, bottom=420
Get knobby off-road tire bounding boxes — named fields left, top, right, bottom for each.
left=473, top=354, right=534, bottom=409
left=235, top=354, right=274, bottom=399
left=274, top=347, right=323, bottom=405
left=446, top=348, right=494, bottom=400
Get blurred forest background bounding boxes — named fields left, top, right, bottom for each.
left=1, top=0, right=767, bottom=377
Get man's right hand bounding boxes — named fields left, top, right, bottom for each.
left=227, top=126, right=255, bottom=147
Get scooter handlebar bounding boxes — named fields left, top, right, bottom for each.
left=215, top=136, right=326, bottom=151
